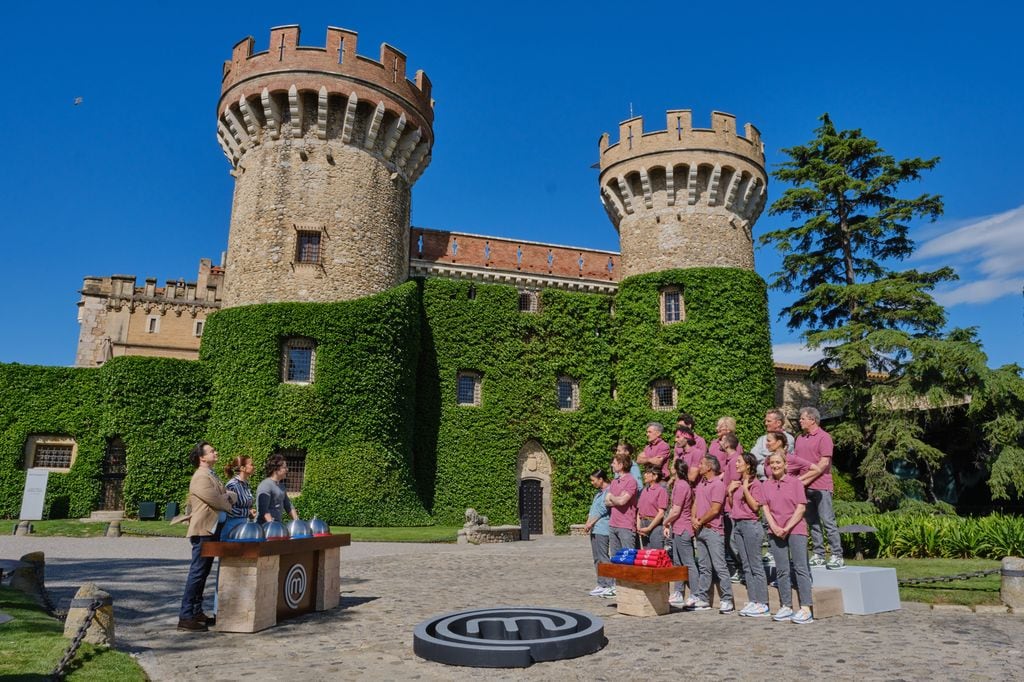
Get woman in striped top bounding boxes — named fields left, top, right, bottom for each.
left=222, top=456, right=255, bottom=538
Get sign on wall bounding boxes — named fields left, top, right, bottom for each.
left=19, top=468, right=50, bottom=520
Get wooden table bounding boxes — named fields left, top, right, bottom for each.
left=597, top=563, right=688, bottom=616
left=202, top=534, right=351, bottom=632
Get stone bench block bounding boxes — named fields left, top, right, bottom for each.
left=810, top=566, right=900, bottom=614
left=711, top=580, right=844, bottom=619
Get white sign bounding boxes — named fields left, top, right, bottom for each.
left=19, top=469, right=49, bottom=520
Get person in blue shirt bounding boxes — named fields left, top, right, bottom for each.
left=583, top=468, right=612, bottom=596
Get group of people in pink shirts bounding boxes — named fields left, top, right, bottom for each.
left=583, top=407, right=844, bottom=624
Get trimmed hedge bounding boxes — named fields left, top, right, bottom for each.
left=837, top=512, right=1024, bottom=559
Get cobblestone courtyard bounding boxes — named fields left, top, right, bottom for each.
left=1, top=535, right=1021, bottom=681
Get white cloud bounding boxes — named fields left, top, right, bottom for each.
left=772, top=343, right=823, bottom=366
left=917, top=204, right=1024, bottom=306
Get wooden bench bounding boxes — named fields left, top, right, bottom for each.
left=202, top=534, right=351, bottom=632
left=597, top=563, right=688, bottom=616
left=721, top=581, right=844, bottom=619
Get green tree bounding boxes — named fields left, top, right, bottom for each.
left=761, top=114, right=960, bottom=505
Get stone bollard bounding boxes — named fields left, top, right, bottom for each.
left=14, top=520, right=32, bottom=536
left=63, top=583, right=115, bottom=647
left=1001, top=556, right=1024, bottom=610
left=10, top=552, right=46, bottom=602
left=105, top=521, right=121, bottom=537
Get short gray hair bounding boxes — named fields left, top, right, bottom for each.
left=799, top=406, right=821, bottom=424
left=765, top=408, right=785, bottom=424
left=702, top=454, right=721, bottom=475
left=646, top=422, right=664, bottom=434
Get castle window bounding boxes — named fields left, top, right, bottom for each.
left=651, top=380, right=677, bottom=411
left=557, top=376, right=579, bottom=411
left=457, top=371, right=482, bottom=406
left=194, top=320, right=204, bottom=337
left=661, top=288, right=685, bottom=324
left=147, top=316, right=160, bottom=334
left=24, top=435, right=77, bottom=471
left=282, top=337, right=316, bottom=384
left=276, top=448, right=307, bottom=495
left=518, top=290, right=539, bottom=313
left=295, top=230, right=322, bottom=265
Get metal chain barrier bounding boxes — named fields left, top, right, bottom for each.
left=39, top=583, right=68, bottom=622
left=50, top=597, right=102, bottom=680
left=897, top=568, right=1001, bottom=585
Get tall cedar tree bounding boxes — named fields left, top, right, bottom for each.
left=764, top=115, right=1024, bottom=505
left=761, top=114, right=955, bottom=504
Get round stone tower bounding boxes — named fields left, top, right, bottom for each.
left=598, top=110, right=766, bottom=277
left=217, top=25, right=434, bottom=308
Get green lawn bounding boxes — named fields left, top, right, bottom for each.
left=848, top=558, right=1002, bottom=606
left=8, top=520, right=108, bottom=538
left=0, top=586, right=147, bottom=681
left=118, top=520, right=458, bottom=542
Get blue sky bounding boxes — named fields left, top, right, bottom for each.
left=3, top=1, right=1022, bottom=368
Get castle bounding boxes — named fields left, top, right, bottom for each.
left=5, top=24, right=800, bottom=531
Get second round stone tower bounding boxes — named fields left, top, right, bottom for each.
left=598, top=111, right=766, bottom=276
left=218, top=25, right=434, bottom=307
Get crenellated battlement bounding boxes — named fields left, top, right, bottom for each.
left=217, top=25, right=434, bottom=184
left=599, top=110, right=763, bottom=170
left=597, top=109, right=768, bottom=275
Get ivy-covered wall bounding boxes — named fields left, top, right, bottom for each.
left=0, top=268, right=774, bottom=530
left=0, top=357, right=209, bottom=518
left=200, top=281, right=430, bottom=526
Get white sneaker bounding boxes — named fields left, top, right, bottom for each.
left=589, top=585, right=606, bottom=596
left=809, top=554, right=826, bottom=567
left=691, top=599, right=711, bottom=611
left=683, top=595, right=699, bottom=609
left=738, top=601, right=755, bottom=616
left=773, top=606, right=794, bottom=621
left=747, top=603, right=771, bottom=617
left=719, top=599, right=735, bottom=614
left=669, top=591, right=685, bottom=606
left=600, top=587, right=616, bottom=598
left=826, top=555, right=846, bottom=570
left=791, top=607, right=814, bottom=624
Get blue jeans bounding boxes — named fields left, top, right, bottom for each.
left=179, top=533, right=217, bottom=620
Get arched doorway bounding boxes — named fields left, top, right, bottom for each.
left=517, top=440, right=553, bottom=535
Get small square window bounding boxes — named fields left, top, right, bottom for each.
left=296, top=230, right=322, bottom=265
left=147, top=316, right=160, bottom=334
left=457, top=371, right=482, bottom=406
left=651, top=380, right=677, bottom=411
left=661, top=288, right=685, bottom=324
left=557, top=376, right=579, bottom=411
left=282, top=337, right=316, bottom=384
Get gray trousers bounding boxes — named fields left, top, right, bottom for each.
left=638, top=518, right=664, bottom=550
left=694, top=529, right=733, bottom=602
left=590, top=533, right=613, bottom=587
left=670, top=531, right=697, bottom=594
left=806, top=489, right=843, bottom=559
left=733, top=519, right=769, bottom=604
left=769, top=533, right=813, bottom=608
left=608, top=525, right=636, bottom=572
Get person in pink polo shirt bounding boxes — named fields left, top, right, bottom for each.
left=664, top=459, right=698, bottom=607
left=674, top=413, right=708, bottom=477
left=690, top=454, right=734, bottom=613
left=708, top=416, right=744, bottom=471
left=636, top=465, right=668, bottom=549
left=602, top=447, right=639, bottom=598
left=762, top=436, right=814, bottom=624
left=727, top=451, right=770, bottom=617
left=638, top=422, right=671, bottom=481
left=793, top=406, right=845, bottom=570
left=718, top=432, right=744, bottom=584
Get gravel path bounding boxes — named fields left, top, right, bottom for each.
left=1, top=535, right=1021, bottom=681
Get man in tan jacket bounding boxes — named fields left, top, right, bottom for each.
left=177, top=441, right=236, bottom=632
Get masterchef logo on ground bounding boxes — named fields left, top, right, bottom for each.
left=413, top=607, right=606, bottom=668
